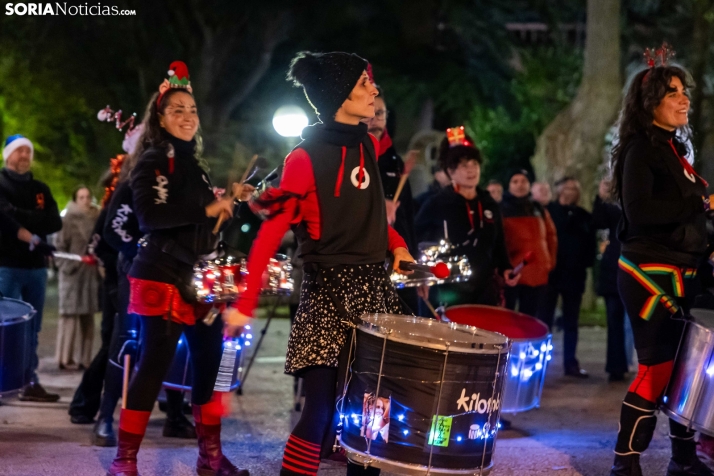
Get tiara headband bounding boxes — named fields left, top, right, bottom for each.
left=642, top=42, right=676, bottom=83
left=156, top=60, right=192, bottom=107
left=446, top=125, right=471, bottom=147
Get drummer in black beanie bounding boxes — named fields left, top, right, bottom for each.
left=225, top=51, right=415, bottom=476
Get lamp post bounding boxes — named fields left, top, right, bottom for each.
left=272, top=105, right=308, bottom=138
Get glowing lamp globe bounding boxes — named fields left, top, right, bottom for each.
left=272, top=106, right=308, bottom=137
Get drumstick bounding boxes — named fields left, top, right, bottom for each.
left=399, top=261, right=450, bottom=279
left=421, top=296, right=440, bottom=320
left=213, top=154, right=261, bottom=234
left=509, top=251, right=535, bottom=279
left=391, top=150, right=418, bottom=203
left=121, top=354, right=130, bottom=409
left=52, top=251, right=84, bottom=261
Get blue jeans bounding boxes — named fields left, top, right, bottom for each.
left=0, top=267, right=48, bottom=384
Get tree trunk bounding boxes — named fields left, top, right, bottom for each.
left=689, top=0, right=714, bottom=165
left=531, top=0, right=622, bottom=209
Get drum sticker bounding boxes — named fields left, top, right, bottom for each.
left=361, top=393, right=390, bottom=443
left=428, top=416, right=453, bottom=447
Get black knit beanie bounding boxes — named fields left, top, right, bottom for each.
left=507, top=167, right=534, bottom=184
left=287, top=51, right=369, bottom=119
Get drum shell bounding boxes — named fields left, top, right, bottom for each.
left=663, top=309, right=714, bottom=435
left=163, top=334, right=245, bottom=392
left=0, top=298, right=35, bottom=395
left=444, top=305, right=552, bottom=414
left=340, top=324, right=508, bottom=472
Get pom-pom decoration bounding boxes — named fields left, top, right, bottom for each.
left=157, top=60, right=192, bottom=106
left=97, top=105, right=137, bottom=133
left=446, top=125, right=471, bottom=148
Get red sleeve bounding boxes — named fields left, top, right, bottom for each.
left=234, top=150, right=314, bottom=316
left=388, top=225, right=407, bottom=252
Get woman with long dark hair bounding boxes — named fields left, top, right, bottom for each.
left=106, top=62, right=249, bottom=476
left=609, top=56, right=712, bottom=476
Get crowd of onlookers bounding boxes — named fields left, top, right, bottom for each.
left=413, top=166, right=632, bottom=382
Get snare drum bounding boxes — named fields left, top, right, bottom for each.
left=391, top=253, right=472, bottom=289
left=444, top=305, right=552, bottom=413
left=339, top=313, right=509, bottom=475
left=663, top=308, right=714, bottom=435
left=163, top=334, right=246, bottom=392
left=0, top=298, right=35, bottom=395
left=193, top=255, right=246, bottom=303
left=261, top=254, right=293, bottom=296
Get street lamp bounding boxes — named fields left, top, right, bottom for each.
left=272, top=105, right=308, bottom=137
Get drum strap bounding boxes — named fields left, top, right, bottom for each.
left=618, top=257, right=696, bottom=321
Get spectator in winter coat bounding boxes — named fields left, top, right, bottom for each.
left=486, top=179, right=503, bottom=203
left=537, top=177, right=596, bottom=378
left=54, top=186, right=100, bottom=370
left=0, top=134, right=63, bottom=402
left=592, top=178, right=630, bottom=381
left=414, top=164, right=451, bottom=214
left=501, top=168, right=558, bottom=317
left=532, top=181, right=553, bottom=207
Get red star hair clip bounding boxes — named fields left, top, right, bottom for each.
left=446, top=125, right=471, bottom=147
left=97, top=106, right=137, bottom=132
left=642, top=43, right=676, bottom=83
left=157, top=60, right=192, bottom=106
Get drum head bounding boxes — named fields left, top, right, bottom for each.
left=0, top=298, right=35, bottom=325
left=445, top=305, right=549, bottom=340
left=691, top=308, right=714, bottom=328
left=360, top=313, right=508, bottom=353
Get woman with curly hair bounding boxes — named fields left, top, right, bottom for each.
left=609, top=57, right=712, bottom=476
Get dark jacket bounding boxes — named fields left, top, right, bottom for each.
left=546, top=201, right=596, bottom=294
left=0, top=208, right=20, bottom=238
left=103, top=180, right=140, bottom=263
left=500, top=193, right=558, bottom=287
left=0, top=168, right=62, bottom=268
left=378, top=144, right=418, bottom=256
left=592, top=196, right=622, bottom=296
left=416, top=185, right=511, bottom=301
left=618, top=126, right=707, bottom=267
left=128, top=134, right=221, bottom=290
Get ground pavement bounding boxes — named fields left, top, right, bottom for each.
left=0, top=291, right=703, bottom=475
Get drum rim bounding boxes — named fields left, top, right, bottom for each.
left=339, top=439, right=494, bottom=475
left=446, top=304, right=551, bottom=342
left=0, top=297, right=35, bottom=325
left=359, top=313, right=509, bottom=354
left=661, top=406, right=714, bottom=438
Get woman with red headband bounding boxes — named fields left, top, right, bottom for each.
left=224, top=51, right=414, bottom=476
left=106, top=62, right=250, bottom=476
left=609, top=48, right=712, bottom=476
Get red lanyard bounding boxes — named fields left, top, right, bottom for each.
left=465, top=200, right=483, bottom=232
left=668, top=139, right=708, bottom=187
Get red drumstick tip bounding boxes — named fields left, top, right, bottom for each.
left=432, top=262, right=450, bottom=279
left=523, top=251, right=535, bottom=262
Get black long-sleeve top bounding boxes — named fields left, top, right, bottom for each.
left=103, top=180, right=140, bottom=262
left=378, top=144, right=419, bottom=256
left=618, top=126, right=707, bottom=266
left=0, top=168, right=62, bottom=268
left=415, top=185, right=511, bottom=291
left=0, top=208, right=20, bottom=238
left=592, top=196, right=622, bottom=296
left=128, top=134, right=222, bottom=288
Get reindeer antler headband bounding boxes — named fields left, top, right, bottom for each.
left=642, top=42, right=676, bottom=83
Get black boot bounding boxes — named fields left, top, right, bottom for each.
left=666, top=419, right=714, bottom=476
left=162, top=413, right=197, bottom=439
left=610, top=454, right=643, bottom=476
left=346, top=461, right=380, bottom=475
left=610, top=392, right=657, bottom=476
left=93, top=416, right=117, bottom=447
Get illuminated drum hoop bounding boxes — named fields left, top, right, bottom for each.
left=444, top=305, right=552, bottom=414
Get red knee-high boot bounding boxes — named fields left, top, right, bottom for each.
left=107, top=409, right=151, bottom=476
left=193, top=393, right=249, bottom=476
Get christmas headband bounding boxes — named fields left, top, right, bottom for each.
left=156, top=60, right=192, bottom=106
left=97, top=105, right=137, bottom=133
left=446, top=125, right=471, bottom=147
left=642, top=42, right=676, bottom=83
